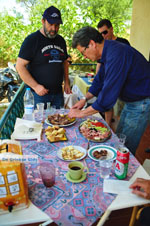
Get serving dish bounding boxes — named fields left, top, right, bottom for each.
left=57, top=145, right=86, bottom=161
left=79, top=119, right=111, bottom=142
left=45, top=114, right=76, bottom=127
left=88, top=145, right=117, bottom=161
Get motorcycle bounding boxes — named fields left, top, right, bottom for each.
left=0, top=62, right=22, bottom=102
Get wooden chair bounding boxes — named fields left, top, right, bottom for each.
left=129, top=158, right=150, bottom=226
left=129, top=204, right=150, bottom=226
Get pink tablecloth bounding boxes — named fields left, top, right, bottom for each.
left=21, top=115, right=140, bottom=226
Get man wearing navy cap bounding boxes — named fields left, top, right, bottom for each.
left=16, top=6, right=71, bottom=108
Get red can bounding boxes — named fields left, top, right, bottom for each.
left=115, top=147, right=130, bottom=179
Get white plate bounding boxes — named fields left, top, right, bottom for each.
left=45, top=118, right=76, bottom=127
left=88, top=145, right=117, bottom=161
left=57, top=145, right=86, bottom=161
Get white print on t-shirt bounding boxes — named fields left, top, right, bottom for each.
left=42, top=45, right=53, bottom=53
left=54, top=45, right=64, bottom=52
left=42, top=45, right=64, bottom=53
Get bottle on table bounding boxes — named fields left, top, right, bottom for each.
left=23, top=87, right=34, bottom=121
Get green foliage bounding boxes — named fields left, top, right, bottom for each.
left=0, top=0, right=132, bottom=67
left=0, top=11, right=30, bottom=66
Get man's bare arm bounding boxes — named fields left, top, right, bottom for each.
left=16, top=57, right=49, bottom=96
left=63, top=59, right=71, bottom=94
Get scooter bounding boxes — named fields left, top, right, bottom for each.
left=0, top=62, right=21, bottom=102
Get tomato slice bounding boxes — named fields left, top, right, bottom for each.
left=91, top=122, right=106, bottom=127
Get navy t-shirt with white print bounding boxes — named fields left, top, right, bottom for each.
left=18, top=30, right=68, bottom=93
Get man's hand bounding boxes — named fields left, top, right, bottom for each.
left=68, top=108, right=83, bottom=118
left=71, top=99, right=86, bottom=110
left=33, top=84, right=49, bottom=96
left=129, top=178, right=150, bottom=199
left=64, top=82, right=71, bottom=94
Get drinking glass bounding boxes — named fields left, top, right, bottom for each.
left=51, top=105, right=56, bottom=114
left=40, top=162, right=55, bottom=188
left=59, top=105, right=65, bottom=115
left=36, top=103, right=44, bottom=121
left=116, top=133, right=126, bottom=145
left=99, top=159, right=112, bottom=179
left=46, top=102, right=51, bottom=116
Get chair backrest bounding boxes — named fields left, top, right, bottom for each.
left=0, top=82, right=25, bottom=139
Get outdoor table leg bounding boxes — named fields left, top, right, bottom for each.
left=97, top=210, right=111, bottom=226
left=39, top=219, right=53, bottom=226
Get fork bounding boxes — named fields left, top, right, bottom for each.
left=87, top=139, right=90, bottom=151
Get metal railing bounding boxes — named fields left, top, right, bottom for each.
left=0, top=82, right=25, bottom=139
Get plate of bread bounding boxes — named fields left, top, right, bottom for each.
left=57, top=145, right=86, bottom=161
left=45, top=126, right=67, bottom=142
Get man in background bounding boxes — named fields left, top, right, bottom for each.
left=96, top=19, right=130, bottom=127
left=16, top=6, right=71, bottom=109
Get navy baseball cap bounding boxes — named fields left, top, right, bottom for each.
left=43, top=6, right=63, bottom=24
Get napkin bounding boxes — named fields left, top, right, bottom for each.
left=103, top=165, right=150, bottom=195
left=103, top=179, right=133, bottom=195
left=64, top=92, right=78, bottom=108
left=104, top=166, right=150, bottom=211
left=11, top=118, right=43, bottom=141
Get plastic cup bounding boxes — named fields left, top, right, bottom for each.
left=36, top=103, right=44, bottom=121
left=46, top=102, right=51, bottom=116
left=40, top=162, right=55, bottom=187
left=59, top=105, right=65, bottom=115
left=99, top=159, right=112, bottom=179
left=51, top=105, right=56, bottom=114
left=116, top=133, right=126, bottom=145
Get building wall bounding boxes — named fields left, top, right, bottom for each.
left=130, top=0, right=150, bottom=60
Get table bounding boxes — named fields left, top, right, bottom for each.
left=72, top=76, right=96, bottom=105
left=13, top=113, right=143, bottom=226
left=73, top=75, right=91, bottom=96
left=0, top=200, right=52, bottom=226
left=97, top=165, right=150, bottom=226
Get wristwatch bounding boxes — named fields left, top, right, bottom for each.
left=81, top=96, right=88, bottom=102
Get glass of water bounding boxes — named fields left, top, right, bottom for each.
left=36, top=103, right=44, bottom=121
left=116, top=133, right=126, bottom=145
left=99, top=159, right=112, bottom=179
left=51, top=105, right=56, bottom=114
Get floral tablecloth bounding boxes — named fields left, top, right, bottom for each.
left=21, top=115, right=140, bottom=226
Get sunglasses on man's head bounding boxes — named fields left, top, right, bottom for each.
left=100, top=30, right=108, bottom=35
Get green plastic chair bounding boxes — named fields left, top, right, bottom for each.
left=0, top=83, right=25, bottom=139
